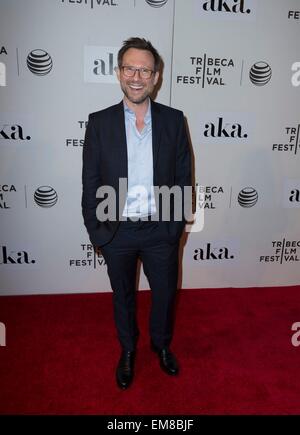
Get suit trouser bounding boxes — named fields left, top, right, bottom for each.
left=100, top=219, right=179, bottom=351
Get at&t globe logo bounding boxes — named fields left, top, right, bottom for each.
left=27, top=49, right=53, bottom=76
left=249, top=61, right=272, bottom=86
left=238, top=187, right=258, bottom=207
left=145, top=0, right=168, bottom=7
left=34, top=186, right=58, bottom=207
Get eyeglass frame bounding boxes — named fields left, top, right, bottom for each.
left=118, top=65, right=156, bottom=79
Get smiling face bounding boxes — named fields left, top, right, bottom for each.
left=116, top=48, right=159, bottom=106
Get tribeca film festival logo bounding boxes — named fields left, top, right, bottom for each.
left=288, top=10, right=300, bottom=20
left=188, top=185, right=258, bottom=210
left=272, top=124, right=300, bottom=155
left=196, top=184, right=225, bottom=210
left=0, top=184, right=17, bottom=210
left=69, top=244, right=106, bottom=268
left=259, top=239, right=300, bottom=264
left=27, top=49, right=53, bottom=76
left=0, top=185, right=58, bottom=210
left=0, top=246, right=36, bottom=265
left=176, top=55, right=235, bottom=88
left=61, top=0, right=118, bottom=8
left=0, top=322, right=6, bottom=347
left=34, top=186, right=58, bottom=207
left=84, top=46, right=118, bottom=84
left=176, top=56, right=270, bottom=88
left=291, top=62, right=300, bottom=87
left=0, top=185, right=58, bottom=209
left=65, top=121, right=86, bottom=148
left=60, top=0, right=168, bottom=8
left=0, top=45, right=7, bottom=87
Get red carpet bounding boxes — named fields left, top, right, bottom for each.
left=0, top=286, right=300, bottom=415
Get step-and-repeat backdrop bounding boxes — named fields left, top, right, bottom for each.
left=1, top=0, right=300, bottom=294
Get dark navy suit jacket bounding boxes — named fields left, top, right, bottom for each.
left=82, top=99, right=192, bottom=247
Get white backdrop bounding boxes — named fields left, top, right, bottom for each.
left=1, top=0, right=300, bottom=295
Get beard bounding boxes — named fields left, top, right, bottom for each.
left=121, top=82, right=152, bottom=105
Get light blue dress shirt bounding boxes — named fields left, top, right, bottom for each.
left=122, top=100, right=156, bottom=218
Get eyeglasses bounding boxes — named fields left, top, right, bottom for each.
left=120, top=65, right=154, bottom=79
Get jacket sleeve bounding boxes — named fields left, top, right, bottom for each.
left=81, top=114, right=101, bottom=236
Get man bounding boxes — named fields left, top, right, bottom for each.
left=82, top=37, right=191, bottom=389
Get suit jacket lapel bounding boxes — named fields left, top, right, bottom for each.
left=114, top=100, right=128, bottom=180
left=151, top=100, right=162, bottom=173
left=113, top=99, right=161, bottom=184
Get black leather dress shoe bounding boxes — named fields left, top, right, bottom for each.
left=151, top=343, right=179, bottom=376
left=116, top=350, right=135, bottom=389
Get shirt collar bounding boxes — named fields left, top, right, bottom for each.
left=123, top=99, right=151, bottom=125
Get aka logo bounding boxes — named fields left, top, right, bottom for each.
left=291, top=62, right=300, bottom=87
left=94, top=52, right=114, bottom=76
left=84, top=46, right=118, bottom=84
left=202, top=0, right=251, bottom=14
left=283, top=180, right=300, bottom=208
left=289, top=189, right=300, bottom=203
left=204, top=117, right=248, bottom=139
left=0, top=246, right=36, bottom=265
left=0, top=124, right=31, bottom=141
left=193, top=243, right=234, bottom=261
